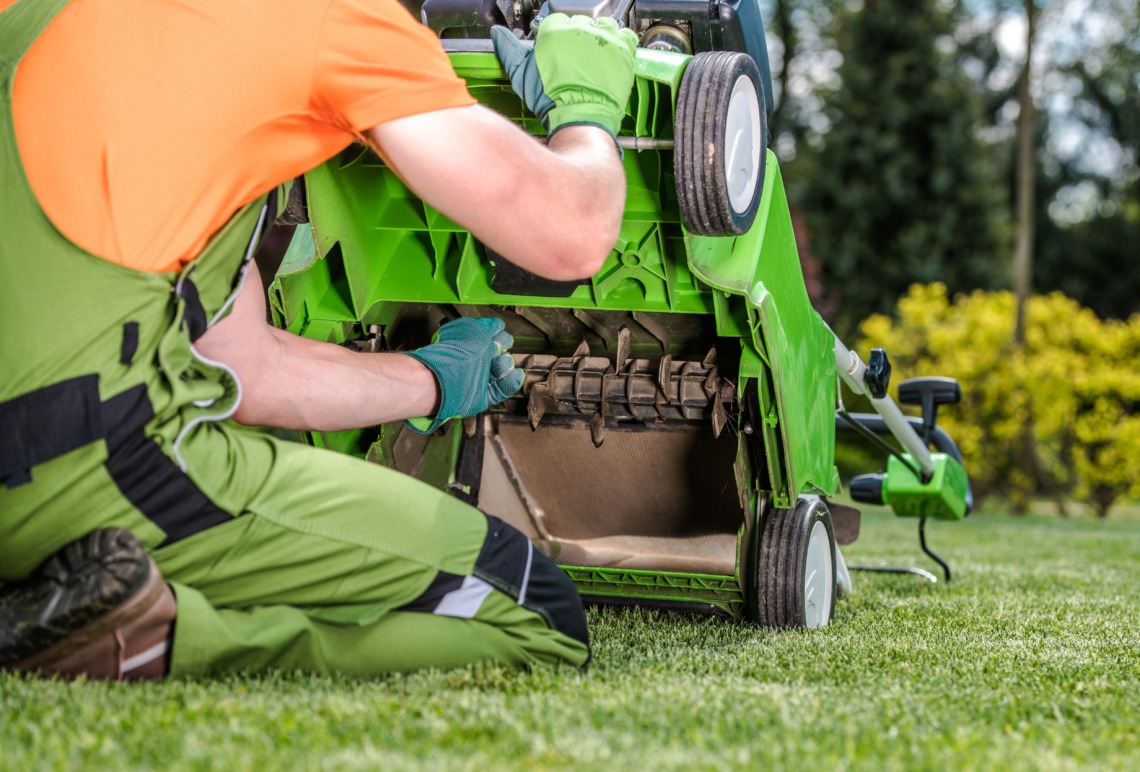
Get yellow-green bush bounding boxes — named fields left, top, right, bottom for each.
left=857, top=284, right=1140, bottom=516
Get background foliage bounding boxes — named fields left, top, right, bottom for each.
left=858, top=283, right=1140, bottom=516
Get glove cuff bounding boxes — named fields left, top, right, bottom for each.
left=403, top=415, right=442, bottom=435
left=402, top=350, right=454, bottom=435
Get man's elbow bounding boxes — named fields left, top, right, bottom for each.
left=539, top=210, right=621, bottom=282
left=541, top=245, right=611, bottom=282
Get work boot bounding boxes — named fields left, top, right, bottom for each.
left=0, top=528, right=175, bottom=681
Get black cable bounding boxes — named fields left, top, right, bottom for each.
left=919, top=517, right=952, bottom=583
left=836, top=408, right=924, bottom=480
left=836, top=415, right=958, bottom=584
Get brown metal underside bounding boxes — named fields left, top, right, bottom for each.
left=476, top=415, right=744, bottom=575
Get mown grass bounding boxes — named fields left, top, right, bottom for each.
left=2, top=509, right=1138, bottom=771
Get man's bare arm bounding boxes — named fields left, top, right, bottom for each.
left=369, top=104, right=626, bottom=281
left=194, top=267, right=439, bottom=431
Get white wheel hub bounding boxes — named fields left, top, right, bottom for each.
left=803, top=520, right=834, bottom=628
left=723, top=74, right=762, bottom=215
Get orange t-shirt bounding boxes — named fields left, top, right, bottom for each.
left=9, top=0, right=474, bottom=273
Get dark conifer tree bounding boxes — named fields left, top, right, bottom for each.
left=796, top=0, right=1008, bottom=335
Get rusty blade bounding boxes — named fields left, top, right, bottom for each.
left=528, top=383, right=549, bottom=430
left=702, top=346, right=717, bottom=370
left=657, top=354, right=673, bottom=395
left=615, top=326, right=631, bottom=374
left=711, top=395, right=728, bottom=439
left=589, top=408, right=606, bottom=447
left=593, top=370, right=610, bottom=446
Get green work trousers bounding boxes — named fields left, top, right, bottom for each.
left=158, top=426, right=590, bottom=676
left=3, top=413, right=589, bottom=677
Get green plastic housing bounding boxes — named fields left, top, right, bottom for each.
left=884, top=453, right=969, bottom=521
left=269, top=49, right=843, bottom=616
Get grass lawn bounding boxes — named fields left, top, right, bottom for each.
left=2, top=507, right=1138, bottom=770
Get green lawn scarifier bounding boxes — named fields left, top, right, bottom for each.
left=269, top=2, right=971, bottom=628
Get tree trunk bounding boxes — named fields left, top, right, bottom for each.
left=1013, top=0, right=1038, bottom=514
left=1013, top=0, right=1035, bottom=344
left=769, top=0, right=796, bottom=146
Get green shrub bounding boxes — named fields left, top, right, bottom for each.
left=857, top=284, right=1140, bottom=516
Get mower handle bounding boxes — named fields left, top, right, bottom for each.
left=833, top=335, right=936, bottom=480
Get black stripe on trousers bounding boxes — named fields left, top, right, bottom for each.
left=1, top=375, right=103, bottom=488
left=396, top=571, right=465, bottom=613
left=102, top=385, right=233, bottom=546
left=474, top=516, right=590, bottom=650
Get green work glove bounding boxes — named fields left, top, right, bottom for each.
left=403, top=317, right=524, bottom=435
left=491, top=14, right=638, bottom=139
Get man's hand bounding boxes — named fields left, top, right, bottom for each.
left=403, top=317, right=524, bottom=434
left=491, top=14, right=638, bottom=140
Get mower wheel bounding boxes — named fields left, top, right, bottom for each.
left=674, top=51, right=767, bottom=236
left=748, top=498, right=836, bottom=628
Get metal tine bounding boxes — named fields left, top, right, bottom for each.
left=572, top=339, right=590, bottom=358
left=703, top=346, right=719, bottom=397
left=592, top=341, right=614, bottom=445
left=524, top=347, right=562, bottom=431
left=527, top=384, right=548, bottom=430
left=614, top=326, right=631, bottom=374
left=591, top=371, right=609, bottom=447
left=702, top=346, right=717, bottom=370
left=590, top=408, right=606, bottom=448
left=656, top=354, right=673, bottom=395
left=711, top=394, right=728, bottom=439
left=655, top=353, right=673, bottom=423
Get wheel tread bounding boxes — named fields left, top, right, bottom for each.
left=750, top=499, right=837, bottom=629
left=674, top=51, right=766, bottom=236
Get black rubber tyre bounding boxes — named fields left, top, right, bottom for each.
left=747, top=498, right=837, bottom=628
left=674, top=51, right=767, bottom=236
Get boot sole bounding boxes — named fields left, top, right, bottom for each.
left=12, top=558, right=167, bottom=674
left=0, top=528, right=155, bottom=668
